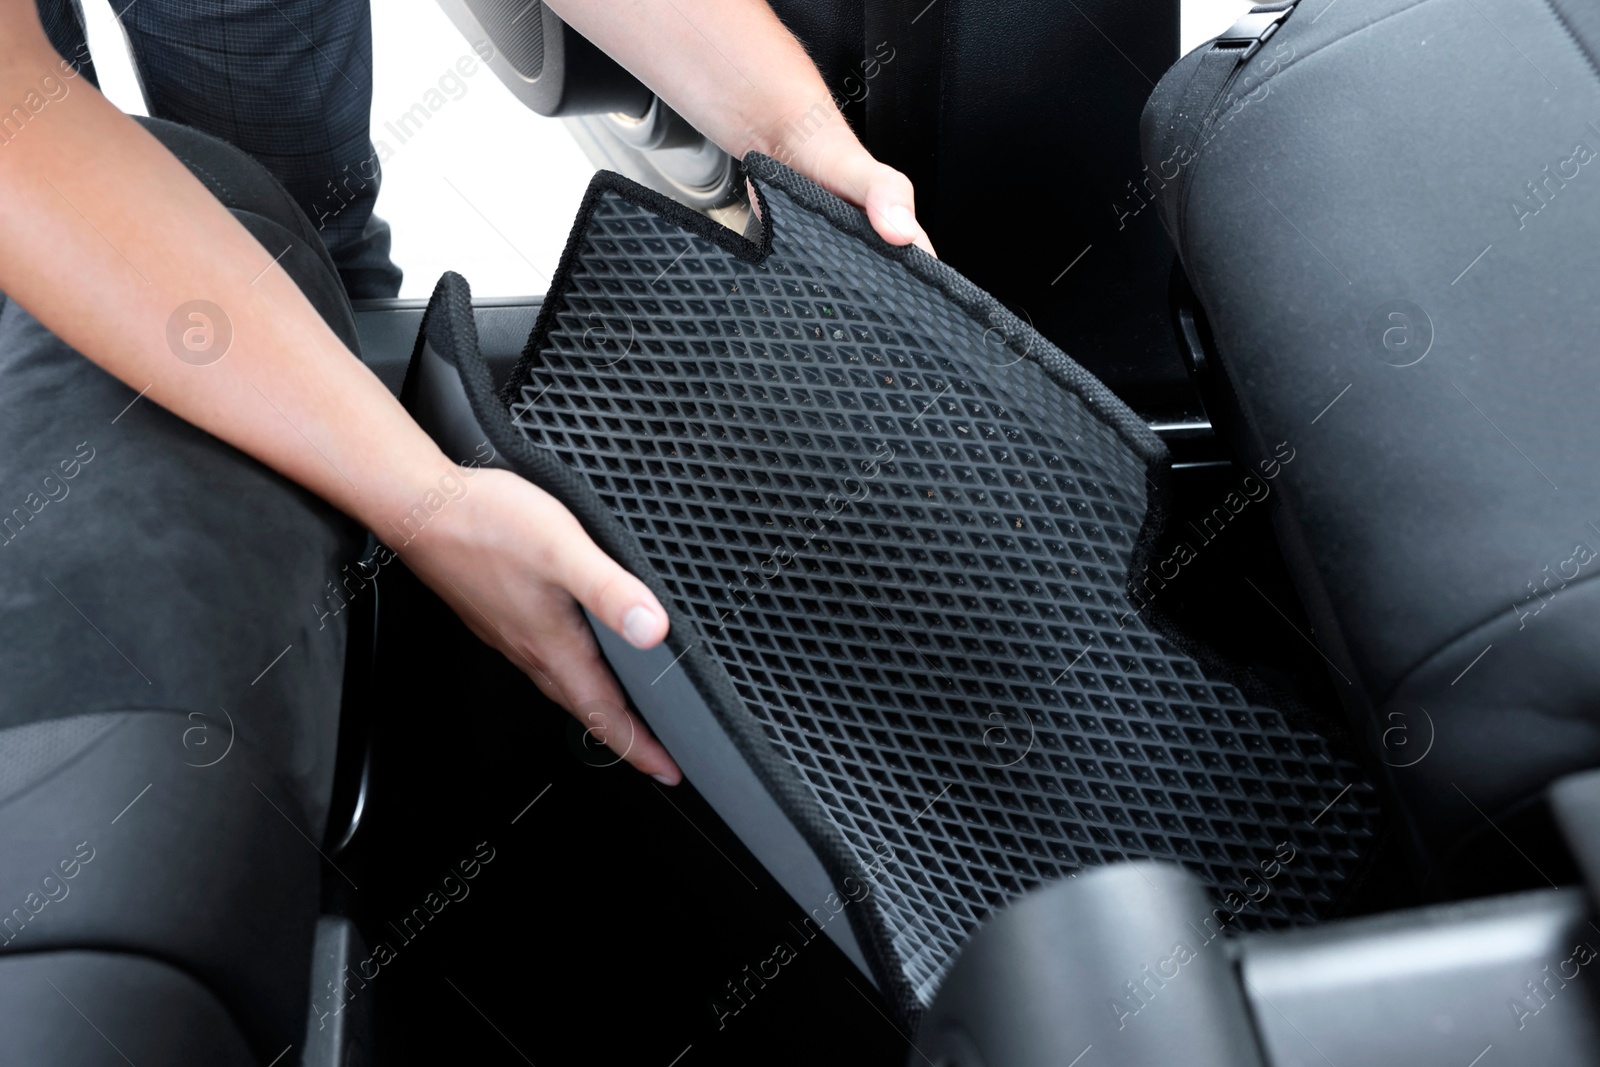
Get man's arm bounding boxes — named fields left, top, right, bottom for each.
left=0, top=5, right=683, bottom=780
left=0, top=0, right=928, bottom=784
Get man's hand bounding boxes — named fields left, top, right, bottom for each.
left=546, top=0, right=936, bottom=256
left=780, top=118, right=935, bottom=256
left=399, top=467, right=681, bottom=783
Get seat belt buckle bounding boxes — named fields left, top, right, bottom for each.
left=1217, top=2, right=1299, bottom=62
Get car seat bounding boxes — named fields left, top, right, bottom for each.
left=1142, top=0, right=1600, bottom=894
left=0, top=118, right=365, bottom=1064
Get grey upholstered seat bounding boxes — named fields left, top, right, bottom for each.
left=0, top=118, right=362, bottom=1062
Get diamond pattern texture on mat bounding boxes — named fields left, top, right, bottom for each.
left=509, top=183, right=1380, bottom=1005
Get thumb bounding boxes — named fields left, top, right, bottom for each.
left=840, top=158, right=936, bottom=257
left=559, top=529, right=671, bottom=650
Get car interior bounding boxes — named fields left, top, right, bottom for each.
left=8, top=0, right=1600, bottom=1064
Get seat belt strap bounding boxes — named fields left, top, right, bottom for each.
left=1171, top=1, right=1300, bottom=152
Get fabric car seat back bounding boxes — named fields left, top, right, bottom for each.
left=1141, top=0, right=1600, bottom=887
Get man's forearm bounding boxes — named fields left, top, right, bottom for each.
left=0, top=20, right=455, bottom=540
left=546, top=0, right=933, bottom=252
left=546, top=0, right=851, bottom=165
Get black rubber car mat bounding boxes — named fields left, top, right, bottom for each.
left=415, top=152, right=1383, bottom=1022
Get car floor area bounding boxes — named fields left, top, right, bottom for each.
left=339, top=301, right=909, bottom=1064
left=340, top=560, right=909, bottom=1065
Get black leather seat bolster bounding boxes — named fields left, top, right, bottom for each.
left=0, top=711, right=321, bottom=1054
left=0, top=950, right=256, bottom=1066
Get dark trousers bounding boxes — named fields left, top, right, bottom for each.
left=37, top=0, right=403, bottom=299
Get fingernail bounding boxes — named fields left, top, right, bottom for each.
left=884, top=204, right=917, bottom=239
left=651, top=773, right=676, bottom=785
left=622, top=605, right=660, bottom=649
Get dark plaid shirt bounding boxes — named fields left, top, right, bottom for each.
left=37, top=0, right=401, bottom=299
